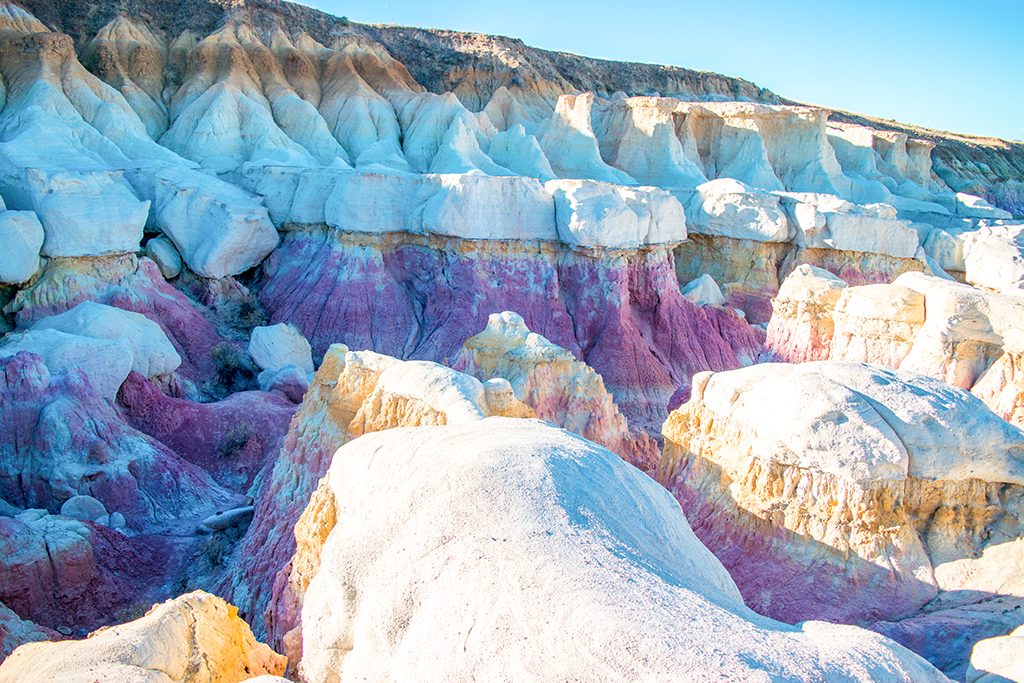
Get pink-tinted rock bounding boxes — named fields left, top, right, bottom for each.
left=8, top=255, right=223, bottom=384
left=117, top=372, right=296, bottom=490
left=0, top=513, right=172, bottom=634
left=0, top=352, right=232, bottom=530
left=258, top=229, right=763, bottom=435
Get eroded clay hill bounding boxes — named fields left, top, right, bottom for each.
left=0, top=0, right=1022, bottom=680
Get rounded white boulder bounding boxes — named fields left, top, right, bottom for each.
left=248, top=323, right=314, bottom=374
left=144, top=235, right=182, bottom=279
left=32, top=302, right=181, bottom=378
left=59, top=495, right=107, bottom=523
left=0, top=209, right=43, bottom=284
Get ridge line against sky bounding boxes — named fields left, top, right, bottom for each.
left=293, top=0, right=1024, bottom=142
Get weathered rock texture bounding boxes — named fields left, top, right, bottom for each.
left=288, top=417, right=943, bottom=681
left=227, top=344, right=535, bottom=653
left=767, top=269, right=1024, bottom=429
left=0, top=591, right=285, bottom=682
left=660, top=361, right=1024, bottom=678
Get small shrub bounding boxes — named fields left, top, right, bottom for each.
left=211, top=342, right=257, bottom=395
left=219, top=423, right=254, bottom=460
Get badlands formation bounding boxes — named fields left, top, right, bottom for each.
left=0, top=0, right=1021, bottom=680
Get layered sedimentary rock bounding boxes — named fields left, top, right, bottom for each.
left=0, top=591, right=285, bottom=682
left=767, top=268, right=1024, bottom=428
left=227, top=345, right=534, bottom=651
left=0, top=0, right=1011, bottom=433
left=660, top=361, right=1024, bottom=676
left=257, top=228, right=762, bottom=437
left=0, top=0, right=1019, bottom=677
left=455, top=311, right=653, bottom=468
left=290, top=417, right=941, bottom=681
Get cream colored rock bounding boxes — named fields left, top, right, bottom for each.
left=456, top=311, right=637, bottom=462
left=831, top=284, right=925, bottom=368
left=972, top=352, right=1024, bottom=428
left=660, top=362, right=1024, bottom=628
left=348, top=359, right=488, bottom=435
left=765, top=264, right=847, bottom=362
left=967, top=625, right=1024, bottom=683
left=480, top=377, right=535, bottom=418
left=145, top=236, right=182, bottom=279
left=780, top=193, right=920, bottom=258
left=248, top=323, right=314, bottom=374
left=32, top=301, right=181, bottom=378
left=895, top=272, right=1010, bottom=389
left=0, top=591, right=285, bottom=682
left=962, top=224, right=1024, bottom=292
left=295, top=418, right=942, bottom=681
left=253, top=345, right=541, bottom=663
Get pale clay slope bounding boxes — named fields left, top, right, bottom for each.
left=297, top=418, right=942, bottom=681
left=0, top=3, right=1014, bottom=280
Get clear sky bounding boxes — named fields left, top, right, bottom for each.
left=292, top=0, right=1023, bottom=141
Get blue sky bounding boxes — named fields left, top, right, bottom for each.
left=294, top=0, right=1023, bottom=141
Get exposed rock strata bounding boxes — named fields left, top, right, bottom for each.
left=660, top=362, right=1024, bottom=676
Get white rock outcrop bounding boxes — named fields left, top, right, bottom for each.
left=296, top=418, right=942, bottom=681
left=684, top=179, right=790, bottom=242
left=137, top=166, right=279, bottom=279
left=547, top=179, right=686, bottom=247
left=0, top=207, right=43, bottom=284
left=248, top=323, right=314, bottom=374
left=0, top=329, right=133, bottom=399
left=32, top=302, right=181, bottom=378
left=962, top=224, right=1024, bottom=292
left=0, top=170, right=148, bottom=258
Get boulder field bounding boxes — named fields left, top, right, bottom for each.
left=0, top=0, right=1022, bottom=680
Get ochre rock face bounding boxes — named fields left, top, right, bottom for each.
left=0, top=591, right=286, bottom=682
left=660, top=362, right=1024, bottom=678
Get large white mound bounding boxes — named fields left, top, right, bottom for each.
left=299, top=417, right=942, bottom=681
